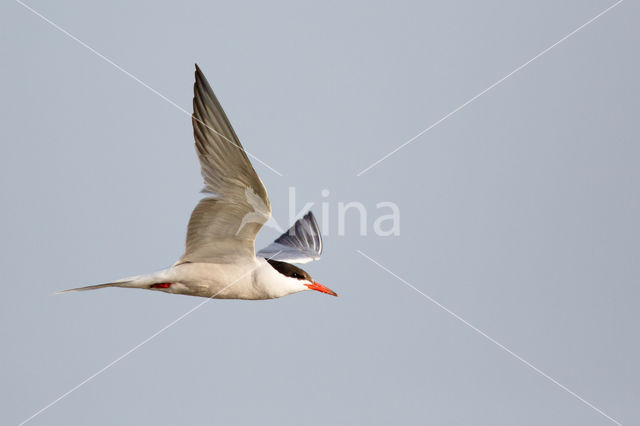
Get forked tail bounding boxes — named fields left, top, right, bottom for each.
left=57, top=271, right=172, bottom=294
left=56, top=280, right=135, bottom=294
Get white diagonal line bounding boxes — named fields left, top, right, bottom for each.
left=357, top=0, right=624, bottom=176
left=356, top=249, right=623, bottom=426
left=14, top=0, right=284, bottom=177
left=17, top=251, right=282, bottom=426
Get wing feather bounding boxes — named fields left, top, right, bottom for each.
left=177, top=65, right=271, bottom=264
left=257, top=212, right=323, bottom=264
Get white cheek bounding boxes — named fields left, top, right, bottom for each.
left=282, top=276, right=310, bottom=292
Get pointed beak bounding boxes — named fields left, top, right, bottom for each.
left=305, top=282, right=338, bottom=297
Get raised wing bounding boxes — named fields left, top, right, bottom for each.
left=257, top=211, right=322, bottom=264
left=177, top=65, right=271, bottom=264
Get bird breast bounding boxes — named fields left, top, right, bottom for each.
left=166, top=258, right=295, bottom=300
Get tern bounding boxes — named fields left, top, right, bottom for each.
left=59, top=65, right=337, bottom=300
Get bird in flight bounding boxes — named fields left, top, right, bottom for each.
left=60, top=65, right=337, bottom=300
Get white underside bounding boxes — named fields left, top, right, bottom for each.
left=131, top=257, right=309, bottom=300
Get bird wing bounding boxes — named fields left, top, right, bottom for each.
left=257, top=211, right=323, bottom=264
left=177, top=64, right=271, bottom=264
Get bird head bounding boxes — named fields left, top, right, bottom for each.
left=266, top=259, right=337, bottom=297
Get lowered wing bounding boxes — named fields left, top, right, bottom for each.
left=257, top=211, right=322, bottom=264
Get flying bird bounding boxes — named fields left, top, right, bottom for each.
left=59, top=65, right=336, bottom=300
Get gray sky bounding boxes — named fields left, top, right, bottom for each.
left=2, top=1, right=639, bottom=425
